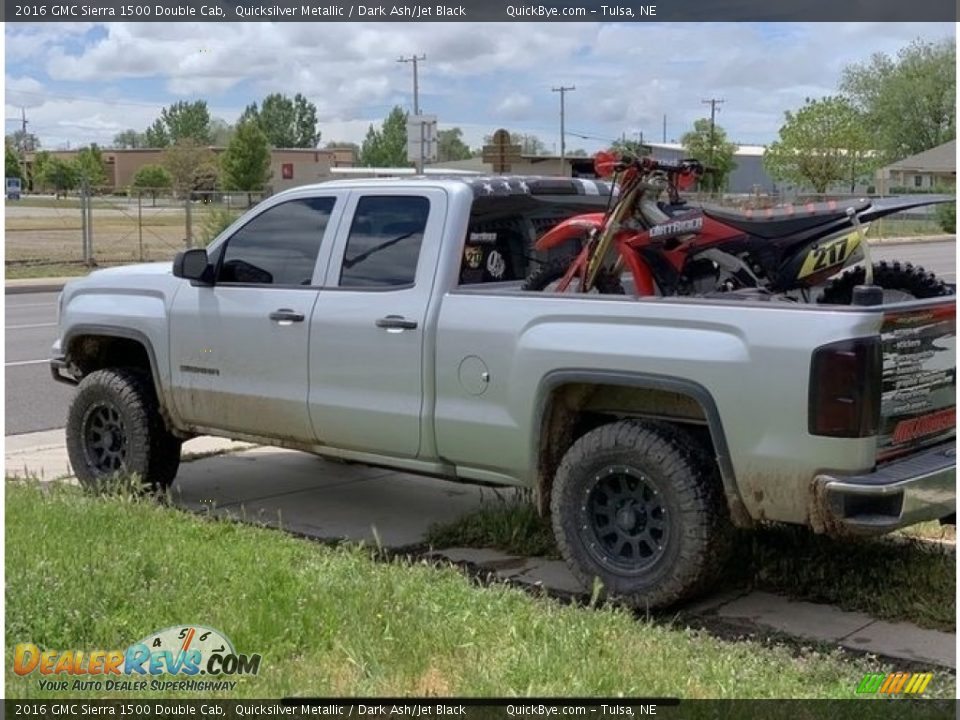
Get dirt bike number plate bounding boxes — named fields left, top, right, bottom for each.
left=797, top=232, right=861, bottom=279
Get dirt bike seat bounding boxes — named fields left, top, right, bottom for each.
left=700, top=198, right=871, bottom=240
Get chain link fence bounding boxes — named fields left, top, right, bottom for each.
left=5, top=188, right=268, bottom=278
left=5, top=185, right=954, bottom=279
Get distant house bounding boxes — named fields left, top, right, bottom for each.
left=875, top=140, right=956, bottom=192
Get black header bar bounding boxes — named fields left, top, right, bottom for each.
left=3, top=0, right=956, bottom=22
left=4, top=699, right=958, bottom=720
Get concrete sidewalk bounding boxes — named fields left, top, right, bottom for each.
left=5, top=429, right=955, bottom=669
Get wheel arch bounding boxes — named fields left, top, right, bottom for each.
left=62, top=324, right=183, bottom=435
left=532, top=369, right=752, bottom=528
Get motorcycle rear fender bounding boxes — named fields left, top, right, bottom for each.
left=534, top=213, right=605, bottom=251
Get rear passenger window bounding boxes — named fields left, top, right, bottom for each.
left=218, top=197, right=335, bottom=286
left=339, top=196, right=429, bottom=288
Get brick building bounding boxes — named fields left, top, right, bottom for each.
left=23, top=146, right=355, bottom=193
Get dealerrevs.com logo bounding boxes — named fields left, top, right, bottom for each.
left=13, top=625, right=261, bottom=692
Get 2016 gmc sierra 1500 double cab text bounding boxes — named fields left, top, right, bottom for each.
left=51, top=176, right=956, bottom=606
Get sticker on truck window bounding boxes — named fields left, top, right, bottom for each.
left=464, top=246, right=483, bottom=270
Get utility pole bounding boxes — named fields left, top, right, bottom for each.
left=551, top=85, right=575, bottom=173
left=662, top=114, right=667, bottom=143
left=701, top=98, right=725, bottom=165
left=398, top=54, right=427, bottom=173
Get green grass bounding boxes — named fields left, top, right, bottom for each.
left=8, top=480, right=946, bottom=700
left=867, top=218, right=948, bottom=239
left=5, top=263, right=94, bottom=279
left=899, top=520, right=956, bottom=542
left=426, top=501, right=955, bottom=632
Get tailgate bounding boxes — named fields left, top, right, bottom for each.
left=877, top=299, right=956, bottom=462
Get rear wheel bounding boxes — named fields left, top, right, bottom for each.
left=819, top=260, right=951, bottom=304
left=523, top=255, right=625, bottom=294
left=66, top=368, right=182, bottom=492
left=550, top=420, right=731, bottom=607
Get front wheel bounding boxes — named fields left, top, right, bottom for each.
left=818, top=260, right=952, bottom=304
left=522, top=255, right=625, bottom=294
left=550, top=420, right=731, bottom=608
left=66, top=368, right=182, bottom=492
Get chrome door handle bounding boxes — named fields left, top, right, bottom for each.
left=375, top=315, right=418, bottom=330
left=269, top=309, right=305, bottom=323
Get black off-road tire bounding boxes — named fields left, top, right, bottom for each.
left=818, top=260, right=951, bottom=305
left=522, top=255, right=626, bottom=294
left=66, top=368, right=182, bottom=492
left=550, top=419, right=731, bottom=608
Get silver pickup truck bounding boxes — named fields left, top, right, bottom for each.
left=52, top=176, right=956, bottom=607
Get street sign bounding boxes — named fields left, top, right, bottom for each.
left=482, top=128, right=523, bottom=173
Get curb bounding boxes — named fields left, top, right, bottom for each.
left=6, top=281, right=70, bottom=295
left=867, top=234, right=956, bottom=246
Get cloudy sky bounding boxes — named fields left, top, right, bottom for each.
left=4, top=21, right=955, bottom=152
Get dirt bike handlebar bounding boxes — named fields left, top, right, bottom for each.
left=615, top=155, right=704, bottom=178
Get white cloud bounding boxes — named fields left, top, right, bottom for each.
left=496, top=92, right=534, bottom=120
left=5, top=21, right=954, bottom=150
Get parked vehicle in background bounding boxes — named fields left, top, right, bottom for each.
left=6, top=176, right=22, bottom=200
left=52, top=176, right=956, bottom=607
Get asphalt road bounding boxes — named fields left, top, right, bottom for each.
left=4, top=239, right=956, bottom=437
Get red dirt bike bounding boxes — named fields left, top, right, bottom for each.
left=523, top=151, right=952, bottom=303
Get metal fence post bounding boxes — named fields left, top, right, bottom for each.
left=184, top=195, right=193, bottom=249
left=137, top=191, right=144, bottom=262
left=80, top=185, right=89, bottom=264
left=86, top=184, right=95, bottom=265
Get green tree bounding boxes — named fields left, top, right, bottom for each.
left=162, top=139, right=218, bottom=196
left=764, top=96, right=873, bottom=194
left=160, top=100, right=212, bottom=144
left=30, top=150, right=50, bottom=191
left=437, top=128, right=472, bottom=162
left=359, top=106, right=409, bottom=167
left=220, top=120, right=272, bottom=191
left=610, top=138, right=650, bottom=158
left=516, top=133, right=548, bottom=155
left=209, top=118, right=235, bottom=146
left=681, top=118, right=738, bottom=192
left=113, top=129, right=145, bottom=148
left=40, top=157, right=79, bottom=198
left=5, top=141, right=22, bottom=180
left=8, top=129, right=39, bottom=153
left=936, top=200, right=955, bottom=233
left=240, top=93, right=320, bottom=148
left=131, top=164, right=172, bottom=204
left=840, top=38, right=955, bottom=162
left=144, top=118, right=169, bottom=148
left=75, top=144, right=108, bottom=188
left=193, top=159, right=220, bottom=193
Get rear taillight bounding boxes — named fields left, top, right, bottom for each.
left=809, top=338, right=881, bottom=438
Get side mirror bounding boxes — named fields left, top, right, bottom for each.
left=173, top=248, right=213, bottom=285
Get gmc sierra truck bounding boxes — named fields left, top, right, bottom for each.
left=52, top=176, right=956, bottom=606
